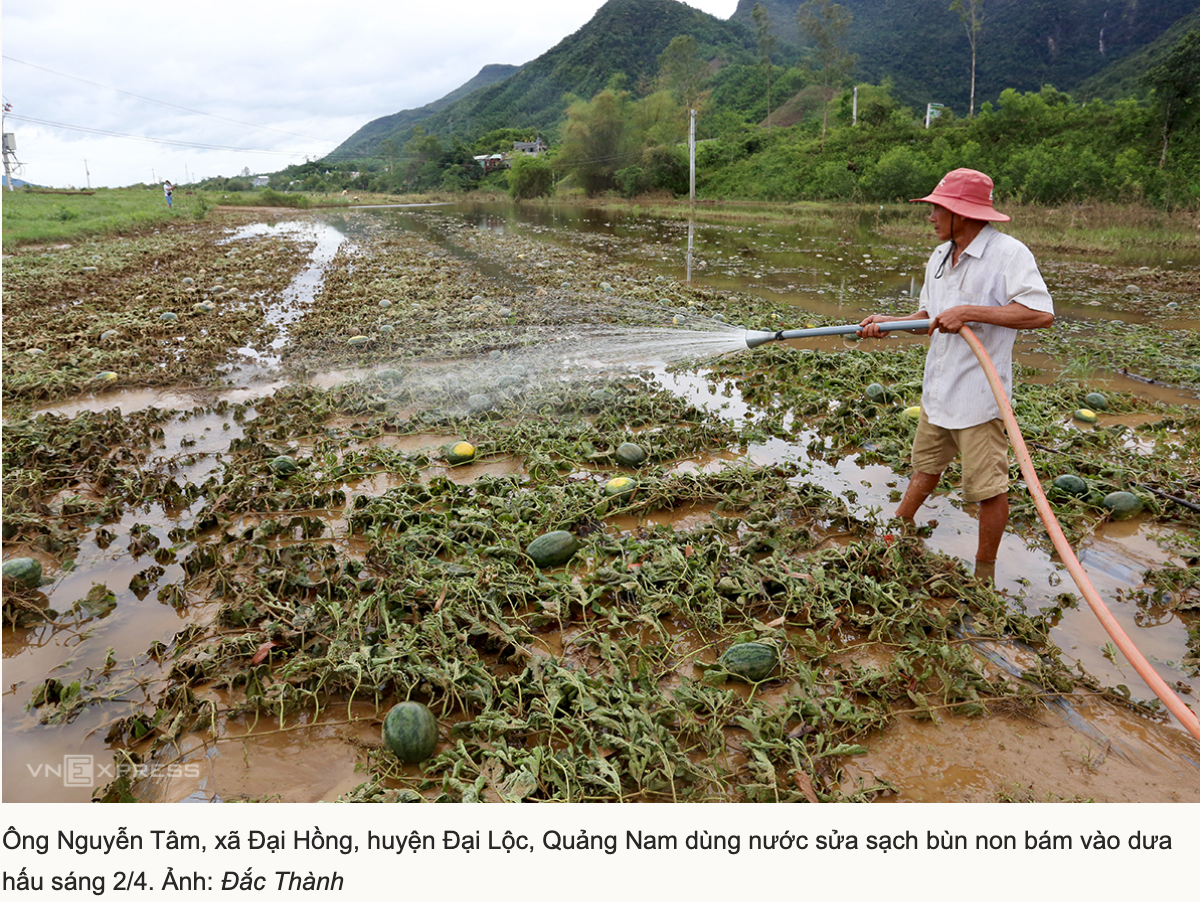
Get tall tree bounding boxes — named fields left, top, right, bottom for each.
left=798, top=0, right=856, bottom=146
left=1143, top=29, right=1200, bottom=168
left=752, top=4, right=778, bottom=130
left=555, top=89, right=633, bottom=196
left=658, top=34, right=710, bottom=114
left=950, top=0, right=984, bottom=119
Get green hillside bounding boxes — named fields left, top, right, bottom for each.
left=327, top=0, right=757, bottom=160
left=1075, top=7, right=1200, bottom=100
left=332, top=64, right=520, bottom=161
left=730, top=0, right=1200, bottom=115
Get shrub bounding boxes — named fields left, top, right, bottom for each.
left=509, top=155, right=554, bottom=200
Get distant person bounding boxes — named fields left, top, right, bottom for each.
left=164, top=181, right=173, bottom=208
left=858, top=168, right=1054, bottom=580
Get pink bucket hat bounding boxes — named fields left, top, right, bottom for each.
left=910, top=168, right=1010, bottom=222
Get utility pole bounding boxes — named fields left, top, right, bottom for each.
left=852, top=86, right=858, bottom=126
left=688, top=109, right=696, bottom=203
left=2, top=101, right=16, bottom=191
left=84, top=159, right=91, bottom=189
left=2, top=133, right=14, bottom=192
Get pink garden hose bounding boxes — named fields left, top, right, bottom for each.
left=958, top=325, right=1200, bottom=742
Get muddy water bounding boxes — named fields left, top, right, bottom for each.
left=5, top=202, right=1198, bottom=803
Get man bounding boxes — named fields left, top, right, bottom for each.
left=859, top=168, right=1054, bottom=580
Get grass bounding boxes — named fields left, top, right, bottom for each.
left=1, top=187, right=205, bottom=251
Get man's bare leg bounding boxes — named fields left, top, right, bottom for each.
left=974, top=492, right=1009, bottom=582
left=976, top=492, right=1008, bottom=561
left=895, top=471, right=943, bottom=522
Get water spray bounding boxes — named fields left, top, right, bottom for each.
left=743, top=319, right=932, bottom=349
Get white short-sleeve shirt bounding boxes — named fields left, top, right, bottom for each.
left=917, top=225, right=1054, bottom=430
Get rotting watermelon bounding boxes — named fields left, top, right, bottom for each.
left=2, top=557, right=43, bottom=589
left=604, top=476, right=638, bottom=500
left=444, top=441, right=476, bottom=465
left=719, top=642, right=778, bottom=682
left=1101, top=491, right=1143, bottom=519
left=1051, top=474, right=1089, bottom=497
left=382, top=701, right=438, bottom=764
left=526, top=531, right=580, bottom=568
left=270, top=455, right=299, bottom=477
left=614, top=442, right=647, bottom=467
left=865, top=382, right=891, bottom=404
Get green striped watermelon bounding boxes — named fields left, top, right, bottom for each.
left=382, top=701, right=438, bottom=763
left=719, top=642, right=778, bottom=682
left=3, top=557, right=43, bottom=589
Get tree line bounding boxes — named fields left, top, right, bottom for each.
left=217, top=10, right=1197, bottom=209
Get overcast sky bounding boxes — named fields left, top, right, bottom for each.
left=2, top=0, right=740, bottom=189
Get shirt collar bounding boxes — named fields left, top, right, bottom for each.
left=958, top=223, right=996, bottom=261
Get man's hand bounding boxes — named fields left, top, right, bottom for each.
left=930, top=306, right=970, bottom=333
left=858, top=312, right=929, bottom=339
left=930, top=302, right=1054, bottom=334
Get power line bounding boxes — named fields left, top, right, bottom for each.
left=3, top=55, right=335, bottom=146
left=6, top=113, right=324, bottom=156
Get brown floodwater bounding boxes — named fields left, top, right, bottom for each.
left=5, top=202, right=1198, bottom=802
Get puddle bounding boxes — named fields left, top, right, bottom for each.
left=216, top=219, right=350, bottom=374
left=843, top=691, right=1200, bottom=802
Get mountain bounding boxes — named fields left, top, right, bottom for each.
left=332, top=64, right=520, bottom=161
left=731, top=0, right=1200, bottom=113
left=327, top=0, right=757, bottom=160
left=1075, top=7, right=1200, bottom=100
left=327, top=0, right=1198, bottom=162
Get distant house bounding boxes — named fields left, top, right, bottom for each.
left=473, top=153, right=507, bottom=173
left=513, top=138, right=546, bottom=155
left=252, top=176, right=269, bottom=187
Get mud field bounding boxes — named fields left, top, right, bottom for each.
left=3, top=201, right=1198, bottom=803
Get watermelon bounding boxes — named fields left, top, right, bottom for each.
left=347, top=335, right=369, bottom=347
left=719, top=642, right=778, bottom=682
left=1101, top=491, right=1143, bottom=519
left=900, top=406, right=921, bottom=422
left=3, top=557, right=43, bottom=589
left=100, top=329, right=120, bottom=342
left=604, top=476, right=638, bottom=500
left=1073, top=408, right=1098, bottom=424
left=382, top=701, right=439, bottom=764
left=158, top=311, right=178, bottom=323
left=614, top=442, right=647, bottom=467
left=1084, top=392, right=1108, bottom=411
left=270, top=455, right=299, bottom=477
left=467, top=394, right=492, bottom=415
left=865, top=382, right=890, bottom=404
left=95, top=371, right=118, bottom=383
left=444, top=441, right=476, bottom=465
left=1051, top=474, right=1089, bottom=497
left=193, top=301, right=215, bottom=313
left=526, top=531, right=580, bottom=568
left=379, top=299, right=392, bottom=308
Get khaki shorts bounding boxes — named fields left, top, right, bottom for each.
left=911, top=408, right=1010, bottom=502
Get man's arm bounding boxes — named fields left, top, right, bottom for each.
left=930, top=301, right=1054, bottom=334
left=858, top=309, right=931, bottom=339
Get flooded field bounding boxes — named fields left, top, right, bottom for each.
left=3, top=200, right=1198, bottom=803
